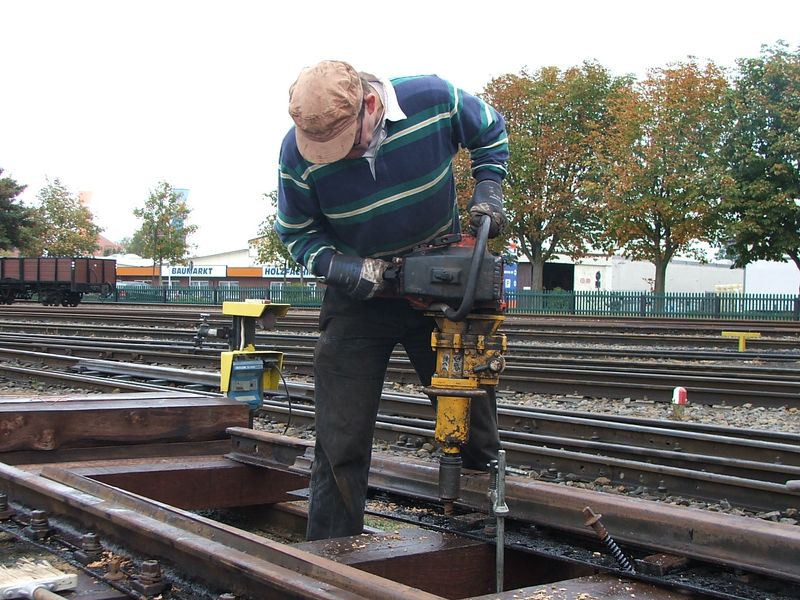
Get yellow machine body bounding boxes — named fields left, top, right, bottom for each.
left=217, top=301, right=290, bottom=410
left=219, top=350, right=284, bottom=394
left=427, top=315, right=506, bottom=448
left=425, top=312, right=506, bottom=503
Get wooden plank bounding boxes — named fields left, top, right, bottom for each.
left=469, top=574, right=687, bottom=600
left=297, top=529, right=494, bottom=597
left=0, top=394, right=249, bottom=451
left=1, top=439, right=231, bottom=466
left=296, top=528, right=593, bottom=598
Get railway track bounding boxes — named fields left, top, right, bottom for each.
left=2, top=329, right=799, bottom=407
left=2, top=352, right=798, bottom=517
left=3, top=419, right=799, bottom=600
left=3, top=306, right=800, bottom=598
left=2, top=304, right=800, bottom=350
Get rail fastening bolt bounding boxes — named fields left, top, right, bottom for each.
left=0, top=492, right=14, bottom=520
left=582, top=506, right=635, bottom=573
left=138, top=560, right=163, bottom=584
left=28, top=509, right=51, bottom=540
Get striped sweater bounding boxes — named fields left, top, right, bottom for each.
left=276, top=74, right=508, bottom=276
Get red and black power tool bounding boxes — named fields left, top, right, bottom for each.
left=384, top=218, right=508, bottom=510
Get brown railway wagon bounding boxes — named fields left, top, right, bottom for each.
left=0, top=257, right=116, bottom=306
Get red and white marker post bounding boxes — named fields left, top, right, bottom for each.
left=672, top=386, right=688, bottom=419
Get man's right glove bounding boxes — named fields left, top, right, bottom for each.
left=468, top=179, right=507, bottom=238
left=324, top=255, right=389, bottom=301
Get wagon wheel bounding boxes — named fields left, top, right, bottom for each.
left=44, top=291, right=62, bottom=306
left=66, top=291, right=83, bottom=307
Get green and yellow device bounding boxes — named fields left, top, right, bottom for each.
left=217, top=301, right=289, bottom=411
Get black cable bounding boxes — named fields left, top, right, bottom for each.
left=278, top=368, right=293, bottom=435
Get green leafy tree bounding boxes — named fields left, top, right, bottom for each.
left=719, top=42, right=800, bottom=289
left=119, top=229, right=151, bottom=257
left=28, top=178, right=101, bottom=257
left=132, top=181, right=198, bottom=283
left=255, top=190, right=305, bottom=283
left=0, top=168, right=35, bottom=254
left=480, top=63, right=633, bottom=290
left=594, top=59, right=730, bottom=294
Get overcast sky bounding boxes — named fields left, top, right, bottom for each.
left=2, top=0, right=799, bottom=257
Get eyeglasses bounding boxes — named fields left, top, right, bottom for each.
left=351, top=100, right=366, bottom=151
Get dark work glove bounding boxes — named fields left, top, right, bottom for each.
left=468, top=179, right=507, bottom=238
left=324, top=255, right=390, bottom=300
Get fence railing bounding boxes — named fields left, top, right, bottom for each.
left=93, top=285, right=800, bottom=320
left=103, top=284, right=325, bottom=308
left=505, top=289, right=800, bottom=320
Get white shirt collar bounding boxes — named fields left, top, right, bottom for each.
left=361, top=78, right=407, bottom=178
left=378, top=76, right=407, bottom=123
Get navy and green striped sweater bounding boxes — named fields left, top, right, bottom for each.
left=276, top=74, right=509, bottom=276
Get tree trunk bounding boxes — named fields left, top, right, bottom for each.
left=653, top=259, right=668, bottom=315
left=653, top=259, right=668, bottom=295
left=790, top=253, right=800, bottom=295
left=530, top=259, right=545, bottom=291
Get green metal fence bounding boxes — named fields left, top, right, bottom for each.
left=505, top=289, right=800, bottom=320
left=103, top=284, right=325, bottom=308
left=94, top=285, right=800, bottom=320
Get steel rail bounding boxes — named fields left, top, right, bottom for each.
left=0, top=462, right=443, bottom=600
left=4, top=347, right=797, bottom=448
left=3, top=334, right=800, bottom=407
left=6, top=331, right=800, bottom=387
left=229, top=429, right=800, bottom=585
left=6, top=330, right=800, bottom=369
left=3, top=350, right=799, bottom=509
left=2, top=306, right=800, bottom=348
left=3, top=347, right=799, bottom=459
left=256, top=400, right=800, bottom=513
left=4, top=345, right=798, bottom=448
left=0, top=363, right=218, bottom=395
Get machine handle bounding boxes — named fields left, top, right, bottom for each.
left=431, top=216, right=490, bottom=322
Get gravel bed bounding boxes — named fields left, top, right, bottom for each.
left=0, top=377, right=100, bottom=397
left=253, top=381, right=800, bottom=528
left=255, top=415, right=800, bottom=528
left=500, top=390, right=800, bottom=434
left=388, top=381, right=800, bottom=434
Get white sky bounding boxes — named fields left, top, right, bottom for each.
left=2, top=0, right=799, bottom=256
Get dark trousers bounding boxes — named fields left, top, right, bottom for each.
left=306, top=287, right=501, bottom=540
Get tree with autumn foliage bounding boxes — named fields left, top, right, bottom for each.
left=592, top=60, right=730, bottom=294
left=475, top=63, right=633, bottom=290
left=718, top=42, right=800, bottom=289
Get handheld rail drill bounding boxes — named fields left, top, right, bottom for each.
left=384, top=217, right=507, bottom=508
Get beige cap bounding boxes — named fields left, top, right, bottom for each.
left=288, top=60, right=363, bottom=164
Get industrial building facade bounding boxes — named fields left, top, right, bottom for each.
left=115, top=251, right=759, bottom=294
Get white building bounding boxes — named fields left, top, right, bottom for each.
left=744, top=260, right=800, bottom=294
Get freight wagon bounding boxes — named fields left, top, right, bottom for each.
left=0, top=257, right=116, bottom=306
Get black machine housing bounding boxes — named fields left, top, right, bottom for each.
left=387, top=233, right=504, bottom=309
